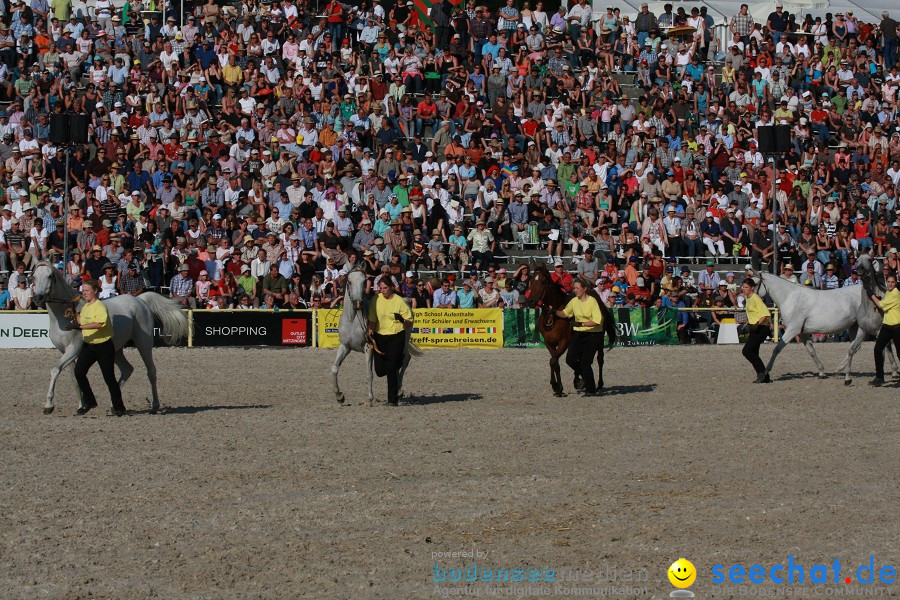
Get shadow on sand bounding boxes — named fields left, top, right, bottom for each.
left=600, top=384, right=657, bottom=396
left=151, top=404, right=273, bottom=415
left=402, top=393, right=483, bottom=405
left=774, top=370, right=888, bottom=382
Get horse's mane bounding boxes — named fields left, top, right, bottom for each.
left=857, top=254, right=885, bottom=299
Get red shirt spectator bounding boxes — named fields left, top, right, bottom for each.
left=416, top=99, right=437, bottom=119
left=551, top=265, right=573, bottom=294
left=854, top=217, right=871, bottom=240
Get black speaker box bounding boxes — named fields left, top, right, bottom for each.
left=757, top=125, right=791, bottom=153
left=49, top=114, right=69, bottom=144
left=774, top=125, right=791, bottom=153
left=69, top=114, right=89, bottom=144
left=49, top=114, right=89, bottom=145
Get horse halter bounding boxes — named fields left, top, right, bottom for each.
left=33, top=264, right=82, bottom=318
left=530, top=271, right=562, bottom=328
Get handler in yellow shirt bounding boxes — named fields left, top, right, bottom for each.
left=368, top=276, right=413, bottom=406
left=870, top=273, right=900, bottom=386
left=555, top=278, right=604, bottom=396
left=73, top=279, right=125, bottom=416
left=741, top=278, right=772, bottom=383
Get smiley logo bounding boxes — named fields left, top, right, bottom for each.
left=668, top=558, right=696, bottom=589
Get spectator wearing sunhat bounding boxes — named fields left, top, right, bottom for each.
left=170, top=264, right=196, bottom=308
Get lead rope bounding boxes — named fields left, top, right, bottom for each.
left=355, top=300, right=385, bottom=356
left=63, top=294, right=83, bottom=320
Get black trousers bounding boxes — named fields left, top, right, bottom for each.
left=566, top=331, right=602, bottom=392
left=874, top=324, right=900, bottom=378
left=742, top=324, right=769, bottom=375
left=74, top=339, right=124, bottom=410
left=373, top=331, right=406, bottom=403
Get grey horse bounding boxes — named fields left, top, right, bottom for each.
left=331, top=269, right=419, bottom=405
left=31, top=261, right=190, bottom=414
left=753, top=266, right=897, bottom=384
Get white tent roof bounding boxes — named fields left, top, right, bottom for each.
left=587, top=0, right=893, bottom=26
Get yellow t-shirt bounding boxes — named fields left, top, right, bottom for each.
left=222, top=64, right=243, bottom=86
left=745, top=293, right=771, bottom=325
left=80, top=300, right=113, bottom=344
left=881, top=288, right=900, bottom=327
left=562, top=295, right=604, bottom=333
left=368, top=293, right=413, bottom=335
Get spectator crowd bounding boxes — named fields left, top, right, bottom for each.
left=0, top=0, right=898, bottom=324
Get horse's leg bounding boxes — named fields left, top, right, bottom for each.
left=547, top=340, right=559, bottom=394
left=115, top=351, right=134, bottom=390
left=70, top=365, right=84, bottom=408
left=332, top=344, right=352, bottom=404
left=46, top=345, right=80, bottom=414
left=596, top=347, right=605, bottom=391
left=549, top=349, right=563, bottom=396
left=136, top=341, right=160, bottom=413
left=763, top=324, right=799, bottom=380
left=397, top=350, right=412, bottom=401
left=799, top=334, right=827, bottom=378
left=366, top=346, right=376, bottom=404
left=549, top=336, right=569, bottom=397
left=840, top=328, right=867, bottom=385
left=557, top=334, right=572, bottom=395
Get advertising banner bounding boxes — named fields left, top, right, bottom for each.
left=411, top=308, right=503, bottom=349
left=0, top=313, right=54, bottom=349
left=191, top=310, right=312, bottom=347
left=503, top=307, right=678, bottom=348
left=316, top=308, right=503, bottom=349
left=502, top=309, right=544, bottom=349
left=612, top=307, right=678, bottom=346
left=316, top=308, right=343, bottom=349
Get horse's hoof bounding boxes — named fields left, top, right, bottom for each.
left=844, top=379, right=853, bottom=386
left=818, top=373, right=829, bottom=379
left=43, top=406, right=54, bottom=415
left=553, top=392, right=566, bottom=398
left=335, top=393, right=346, bottom=404
left=149, top=407, right=158, bottom=415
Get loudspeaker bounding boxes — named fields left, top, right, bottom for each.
left=774, top=125, right=791, bottom=153
left=49, top=114, right=69, bottom=145
left=757, top=125, right=791, bottom=154
left=69, top=114, right=89, bottom=144
left=48, top=114, right=90, bottom=145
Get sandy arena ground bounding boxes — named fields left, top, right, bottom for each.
left=1, top=343, right=898, bottom=599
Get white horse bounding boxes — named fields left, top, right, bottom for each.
left=753, top=267, right=898, bottom=384
left=331, top=269, right=418, bottom=404
left=31, top=261, right=190, bottom=414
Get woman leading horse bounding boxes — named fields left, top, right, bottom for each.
left=367, top=277, right=414, bottom=406
left=527, top=265, right=616, bottom=396
left=555, top=278, right=607, bottom=396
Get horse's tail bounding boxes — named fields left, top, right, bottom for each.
left=599, top=301, right=617, bottom=348
left=138, top=292, right=191, bottom=346
left=404, top=327, right=423, bottom=356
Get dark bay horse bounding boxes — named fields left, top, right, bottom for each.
left=525, top=266, right=617, bottom=396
